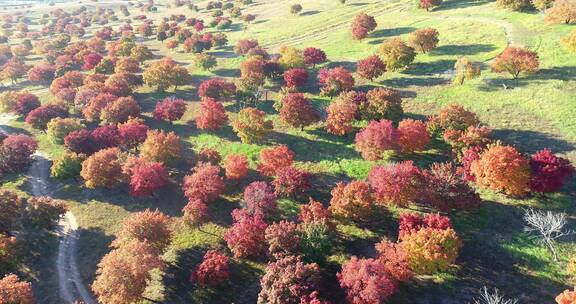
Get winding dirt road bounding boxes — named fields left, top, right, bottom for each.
left=0, top=115, right=96, bottom=304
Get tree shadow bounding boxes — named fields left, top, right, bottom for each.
left=381, top=76, right=448, bottom=88
left=208, top=50, right=238, bottom=59
left=368, top=27, right=416, bottom=44
left=432, top=44, right=497, bottom=56
left=326, top=60, right=357, bottom=71
left=300, top=10, right=321, bottom=16
left=492, top=128, right=575, bottom=154
left=267, top=131, right=358, bottom=163
left=0, top=124, right=31, bottom=135
left=76, top=227, right=114, bottom=286
left=163, top=246, right=264, bottom=304
left=403, top=59, right=455, bottom=76
left=212, top=68, right=240, bottom=78
left=436, top=0, right=494, bottom=11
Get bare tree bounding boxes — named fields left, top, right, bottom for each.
left=473, top=286, right=518, bottom=304
left=523, top=208, right=572, bottom=262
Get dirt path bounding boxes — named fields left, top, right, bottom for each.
left=0, top=114, right=96, bottom=304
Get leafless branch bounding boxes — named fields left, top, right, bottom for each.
left=473, top=286, right=518, bottom=304
left=523, top=208, right=572, bottom=262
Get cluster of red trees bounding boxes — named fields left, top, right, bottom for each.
left=0, top=2, right=573, bottom=303
left=429, top=104, right=574, bottom=196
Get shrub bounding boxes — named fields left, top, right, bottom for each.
left=100, top=96, right=140, bottom=124
left=14, top=93, right=40, bottom=116
left=351, top=13, right=377, bottom=40
left=197, top=148, right=221, bottom=165
left=0, top=274, right=34, bottom=304
left=496, top=0, right=533, bottom=11
left=453, top=57, right=481, bottom=85
left=140, top=130, right=182, bottom=165
left=400, top=227, right=462, bottom=274
left=240, top=57, right=266, bottom=87
left=234, top=39, right=259, bottom=55
left=317, top=67, right=354, bottom=96
left=24, top=197, right=67, bottom=229
left=529, top=148, right=575, bottom=193
left=355, top=120, right=398, bottom=161
left=265, top=220, right=300, bottom=258
left=115, top=209, right=171, bottom=254
left=491, top=47, right=539, bottom=79
left=337, top=257, right=398, bottom=304
left=0, top=134, right=38, bottom=173
left=195, top=98, right=228, bottom=130
left=378, top=38, right=416, bottom=71
left=278, top=46, right=305, bottom=69
left=362, top=87, right=403, bottom=122
left=273, top=166, right=312, bottom=197
left=0, top=92, right=21, bottom=113
left=419, top=0, right=443, bottom=11
left=471, top=143, right=530, bottom=196
left=92, top=241, right=164, bottom=304
left=303, top=47, right=327, bottom=68
left=191, top=250, right=230, bottom=287
left=51, top=152, right=84, bottom=180
left=25, top=104, right=68, bottom=130
left=182, top=199, right=208, bottom=226
left=224, top=209, right=268, bottom=258
left=546, top=0, right=576, bottom=24
left=368, top=161, right=422, bottom=207
left=183, top=163, right=225, bottom=203
left=443, top=126, right=492, bottom=155
left=279, top=93, right=320, bottom=130
left=91, top=124, right=121, bottom=150
left=458, top=146, right=483, bottom=182
left=243, top=181, right=278, bottom=217
left=198, top=78, right=236, bottom=100
left=118, top=118, right=149, bottom=150
left=397, top=118, right=430, bottom=153
left=46, top=117, right=83, bottom=144
left=325, top=98, right=358, bottom=136
left=232, top=107, right=273, bottom=143
left=299, top=199, right=335, bottom=231
left=556, top=289, right=576, bottom=304
left=64, top=129, right=96, bottom=155
left=0, top=190, right=23, bottom=234
left=223, top=154, right=249, bottom=180
left=408, top=28, right=439, bottom=53
left=329, top=181, right=373, bottom=221
left=356, top=55, right=386, bottom=81
left=153, top=97, right=187, bottom=123
left=258, top=145, right=295, bottom=177
left=80, top=147, right=124, bottom=189
left=142, top=57, right=190, bottom=91
left=375, top=239, right=413, bottom=282
left=27, top=63, right=56, bottom=84
left=127, top=160, right=169, bottom=197
left=258, top=255, right=322, bottom=304
left=195, top=53, right=217, bottom=70
left=283, top=68, right=308, bottom=88
left=290, top=3, right=303, bottom=15
left=429, top=103, right=480, bottom=132
left=83, top=93, right=118, bottom=122
left=422, top=162, right=481, bottom=211
left=299, top=222, right=332, bottom=263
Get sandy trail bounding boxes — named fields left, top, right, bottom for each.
left=0, top=114, right=96, bottom=304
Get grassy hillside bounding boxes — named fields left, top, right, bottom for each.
left=0, top=0, right=574, bottom=302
